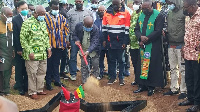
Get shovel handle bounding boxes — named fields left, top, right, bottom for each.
left=77, top=44, right=89, bottom=66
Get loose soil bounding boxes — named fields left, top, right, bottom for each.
left=4, top=59, right=189, bottom=112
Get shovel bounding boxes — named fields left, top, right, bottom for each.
left=76, top=44, right=91, bottom=75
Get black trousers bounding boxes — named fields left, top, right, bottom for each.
left=14, top=53, right=28, bottom=91
left=0, top=71, right=3, bottom=92
left=129, top=49, right=139, bottom=75
left=46, top=48, right=62, bottom=85
left=185, top=60, right=200, bottom=105
left=60, top=49, right=69, bottom=73
left=108, top=49, right=124, bottom=80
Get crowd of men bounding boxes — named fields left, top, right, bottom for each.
left=0, top=0, right=200, bottom=111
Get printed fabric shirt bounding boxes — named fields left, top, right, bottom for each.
left=129, top=10, right=141, bottom=49
left=45, top=13, right=69, bottom=48
left=20, top=16, right=50, bottom=61
left=183, top=7, right=200, bottom=61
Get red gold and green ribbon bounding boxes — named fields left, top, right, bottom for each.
left=74, top=85, right=85, bottom=99
left=138, top=9, right=159, bottom=79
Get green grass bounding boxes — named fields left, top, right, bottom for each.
left=10, top=87, right=19, bottom=95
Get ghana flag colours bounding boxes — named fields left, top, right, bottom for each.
left=138, top=9, right=159, bottom=80
left=61, top=86, right=70, bottom=100
left=74, top=85, right=85, bottom=99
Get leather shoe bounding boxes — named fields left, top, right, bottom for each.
left=186, top=105, right=199, bottom=112
left=147, top=89, right=155, bottom=96
left=131, top=81, right=137, bottom=85
left=133, top=87, right=147, bottom=93
left=30, top=94, right=38, bottom=99
left=0, top=91, right=4, bottom=96
left=46, top=84, right=53, bottom=91
left=103, top=71, right=108, bottom=75
left=19, top=90, right=25, bottom=95
left=54, top=82, right=65, bottom=87
left=178, top=100, right=194, bottom=106
left=37, top=92, right=47, bottom=95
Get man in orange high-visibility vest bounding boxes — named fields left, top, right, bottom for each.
left=102, top=0, right=130, bottom=86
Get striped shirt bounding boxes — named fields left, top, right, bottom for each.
left=45, top=13, right=69, bottom=49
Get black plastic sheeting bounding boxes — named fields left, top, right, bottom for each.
left=20, top=92, right=62, bottom=112
left=80, top=100, right=147, bottom=112
left=20, top=91, right=147, bottom=112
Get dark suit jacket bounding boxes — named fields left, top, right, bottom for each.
left=72, top=22, right=100, bottom=54
left=94, top=16, right=107, bottom=50
left=13, top=14, right=23, bottom=52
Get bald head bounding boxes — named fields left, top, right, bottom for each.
left=98, top=5, right=106, bottom=12
left=112, top=0, right=121, bottom=12
left=1, top=7, right=12, bottom=15
left=35, top=5, right=45, bottom=13
left=97, top=5, right=105, bottom=18
left=142, top=0, right=153, bottom=15
left=142, top=0, right=153, bottom=9
left=83, top=16, right=93, bottom=28
left=1, top=7, right=13, bottom=23
left=34, top=5, right=46, bottom=21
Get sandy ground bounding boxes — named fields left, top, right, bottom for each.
left=4, top=58, right=190, bottom=112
